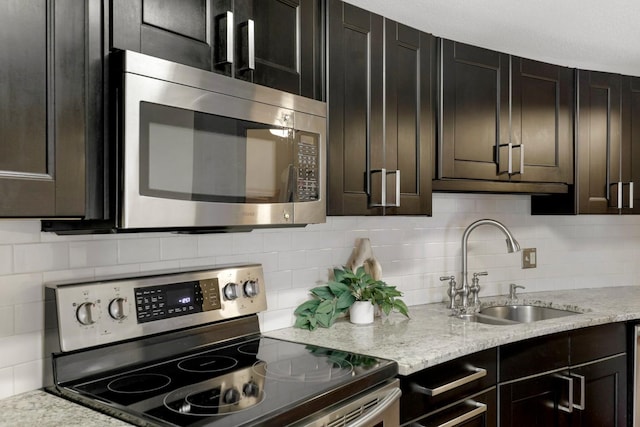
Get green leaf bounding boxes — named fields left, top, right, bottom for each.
left=336, top=291, right=356, bottom=310
left=294, top=315, right=311, bottom=330
left=380, top=301, right=393, bottom=316
left=394, top=299, right=410, bottom=317
left=309, top=316, right=317, bottom=329
left=316, top=299, right=335, bottom=314
left=294, top=299, right=320, bottom=315
left=328, top=280, right=350, bottom=296
left=333, top=267, right=347, bottom=282
left=310, top=285, right=334, bottom=300
left=315, top=312, right=332, bottom=328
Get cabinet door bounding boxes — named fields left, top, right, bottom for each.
left=112, top=0, right=213, bottom=70
left=326, top=0, right=384, bottom=215
left=383, top=21, right=434, bottom=215
left=499, top=373, right=571, bottom=427
left=0, top=0, right=85, bottom=217
left=576, top=70, right=622, bottom=214
left=569, top=355, right=627, bottom=427
left=621, top=76, right=640, bottom=213
left=112, top=0, right=321, bottom=98
left=510, top=58, right=574, bottom=184
left=440, top=40, right=510, bottom=181
left=232, top=0, right=320, bottom=98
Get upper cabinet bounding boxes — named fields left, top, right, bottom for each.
left=435, top=40, right=574, bottom=193
left=111, top=0, right=323, bottom=99
left=326, top=0, right=434, bottom=215
left=0, top=0, right=87, bottom=217
left=533, top=72, right=640, bottom=215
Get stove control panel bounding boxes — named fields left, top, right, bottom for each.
left=47, top=264, right=267, bottom=352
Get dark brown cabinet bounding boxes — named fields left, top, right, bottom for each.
left=399, top=348, right=497, bottom=426
left=327, top=0, right=434, bottom=216
left=621, top=76, right=640, bottom=214
left=111, top=0, right=323, bottom=99
left=436, top=40, right=573, bottom=193
left=499, top=323, right=627, bottom=427
left=0, top=0, right=87, bottom=217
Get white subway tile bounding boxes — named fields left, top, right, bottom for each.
left=0, top=220, right=40, bottom=244
left=233, top=232, right=264, bottom=254
left=13, top=359, right=43, bottom=394
left=160, top=236, right=197, bottom=260
left=0, top=367, right=13, bottom=399
left=264, top=270, right=293, bottom=291
left=118, top=238, right=160, bottom=264
left=0, top=246, right=12, bottom=276
left=94, top=264, right=140, bottom=277
left=0, top=331, right=43, bottom=369
left=0, top=306, right=14, bottom=337
left=14, top=301, right=43, bottom=334
left=278, top=250, right=307, bottom=271
left=263, top=232, right=293, bottom=252
left=69, top=240, right=118, bottom=268
left=14, top=243, right=69, bottom=273
left=197, top=234, right=234, bottom=257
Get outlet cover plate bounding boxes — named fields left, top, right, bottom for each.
left=522, top=248, right=537, bottom=269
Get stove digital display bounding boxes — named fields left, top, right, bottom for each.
left=134, top=279, right=221, bottom=323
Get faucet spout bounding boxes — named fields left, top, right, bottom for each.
left=461, top=219, right=520, bottom=307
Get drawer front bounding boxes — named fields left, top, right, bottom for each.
left=500, top=332, right=570, bottom=382
left=399, top=348, right=497, bottom=424
left=406, top=388, right=497, bottom=427
left=570, top=322, right=626, bottom=365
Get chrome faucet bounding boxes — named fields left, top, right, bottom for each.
left=444, top=219, right=521, bottom=314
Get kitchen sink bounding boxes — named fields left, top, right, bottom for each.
left=460, top=304, right=580, bottom=325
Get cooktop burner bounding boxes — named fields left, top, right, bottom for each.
left=46, top=265, right=398, bottom=427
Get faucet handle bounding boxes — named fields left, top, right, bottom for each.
left=439, top=275, right=456, bottom=282
left=472, top=271, right=488, bottom=280
left=440, top=276, right=457, bottom=310
left=509, top=283, right=525, bottom=299
left=469, top=272, right=487, bottom=306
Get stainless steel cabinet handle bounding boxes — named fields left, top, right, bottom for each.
left=498, top=142, right=524, bottom=176
left=555, top=374, right=574, bottom=413
left=570, top=373, right=586, bottom=410
left=413, top=401, right=487, bottom=427
left=217, top=11, right=234, bottom=65
left=347, top=387, right=402, bottom=427
left=630, top=182, right=635, bottom=209
left=247, top=19, right=255, bottom=70
left=369, top=169, right=400, bottom=208
left=618, top=181, right=623, bottom=209
left=410, top=366, right=487, bottom=397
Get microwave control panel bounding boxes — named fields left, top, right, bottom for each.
left=296, top=134, right=319, bottom=201
left=48, top=264, right=267, bottom=352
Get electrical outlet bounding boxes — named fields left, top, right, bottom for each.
left=522, top=248, right=537, bottom=269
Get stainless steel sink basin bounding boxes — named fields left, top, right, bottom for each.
left=460, top=304, right=580, bottom=325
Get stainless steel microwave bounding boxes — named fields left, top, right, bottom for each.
left=110, top=50, right=326, bottom=231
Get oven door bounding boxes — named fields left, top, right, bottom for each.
left=118, top=51, right=326, bottom=230
left=295, top=379, right=401, bottom=427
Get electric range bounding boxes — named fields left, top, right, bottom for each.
left=44, top=264, right=399, bottom=426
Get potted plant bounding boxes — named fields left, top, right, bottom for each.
left=293, top=266, right=409, bottom=330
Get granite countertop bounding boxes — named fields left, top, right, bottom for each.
left=0, top=390, right=132, bottom=427
left=4, top=287, right=639, bottom=425
left=265, top=286, right=640, bottom=376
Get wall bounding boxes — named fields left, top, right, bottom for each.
left=1, top=193, right=640, bottom=398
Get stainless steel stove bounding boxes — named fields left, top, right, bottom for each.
left=44, top=264, right=400, bottom=426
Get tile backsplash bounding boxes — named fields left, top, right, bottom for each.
left=1, top=193, right=640, bottom=398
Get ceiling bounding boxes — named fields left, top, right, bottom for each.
left=343, top=0, right=640, bottom=77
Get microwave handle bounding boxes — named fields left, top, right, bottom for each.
left=216, top=11, right=234, bottom=65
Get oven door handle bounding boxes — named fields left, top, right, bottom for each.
left=347, top=387, right=402, bottom=427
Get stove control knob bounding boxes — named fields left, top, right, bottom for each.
left=76, top=302, right=98, bottom=326
left=108, top=297, right=128, bottom=320
left=223, top=283, right=239, bottom=300
left=243, top=381, right=259, bottom=397
left=243, top=280, right=259, bottom=298
left=223, top=387, right=241, bottom=405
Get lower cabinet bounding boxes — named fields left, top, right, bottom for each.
left=398, top=323, right=627, bottom=427
left=499, top=322, right=627, bottom=427
left=398, top=348, right=497, bottom=426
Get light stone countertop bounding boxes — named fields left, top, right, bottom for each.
left=0, top=390, right=133, bottom=427
left=4, top=287, right=639, bottom=425
left=265, top=286, right=640, bottom=376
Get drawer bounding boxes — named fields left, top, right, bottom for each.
left=399, top=348, right=497, bottom=424
left=570, top=322, right=626, bottom=365
left=500, top=332, right=569, bottom=382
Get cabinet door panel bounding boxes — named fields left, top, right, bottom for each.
left=0, top=0, right=85, bottom=217
left=622, top=76, right=640, bottom=213
left=440, top=40, right=509, bottom=181
left=384, top=21, right=433, bottom=215
left=511, top=58, right=573, bottom=183
left=499, top=374, right=570, bottom=427
left=577, top=71, right=621, bottom=214
left=327, top=0, right=383, bottom=215
left=570, top=355, right=627, bottom=427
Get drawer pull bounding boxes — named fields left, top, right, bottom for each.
left=413, top=401, right=487, bottom=427
left=554, top=374, right=574, bottom=413
left=570, top=373, right=586, bottom=410
left=410, top=366, right=487, bottom=397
